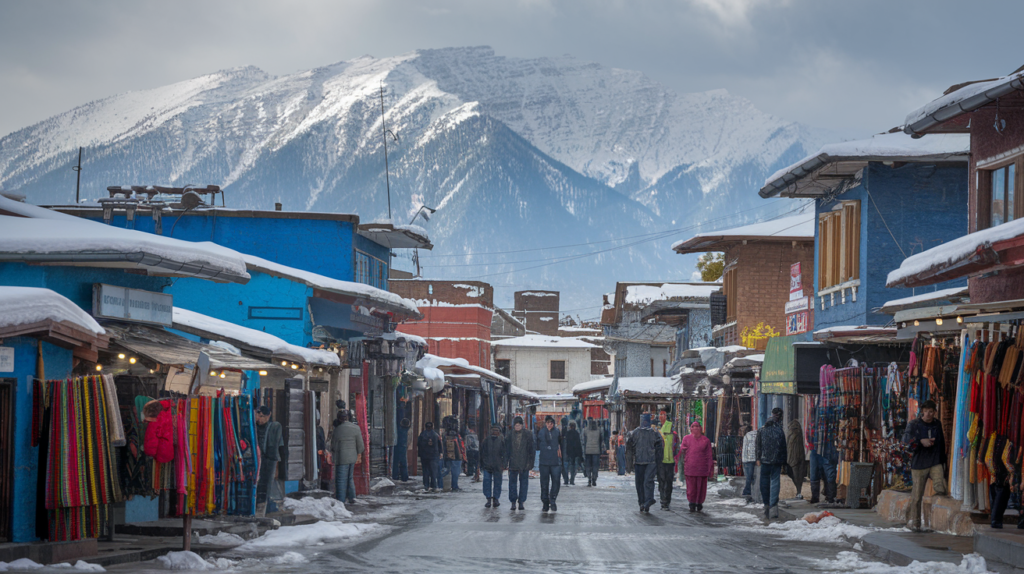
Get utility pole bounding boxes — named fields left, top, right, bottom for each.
left=379, top=82, right=396, bottom=220
left=73, top=147, right=83, bottom=203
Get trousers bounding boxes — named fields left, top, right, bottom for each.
left=809, top=451, right=837, bottom=502
left=685, top=475, right=709, bottom=505
left=420, top=458, right=440, bottom=490
left=508, top=470, right=529, bottom=504
left=787, top=459, right=807, bottom=495
left=335, top=463, right=356, bottom=502
left=616, top=446, right=626, bottom=475
left=563, top=457, right=580, bottom=483
left=657, top=462, right=674, bottom=505
left=585, top=454, right=601, bottom=483
left=483, top=469, right=503, bottom=500
left=539, top=464, right=561, bottom=503
left=908, top=464, right=946, bottom=526
left=392, top=449, right=409, bottom=482
left=742, top=461, right=757, bottom=496
left=634, top=463, right=657, bottom=507
left=759, top=463, right=783, bottom=508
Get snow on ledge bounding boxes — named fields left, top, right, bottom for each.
left=415, top=353, right=510, bottom=385
left=0, top=287, right=105, bottom=335
left=624, top=283, right=719, bottom=306
left=491, top=334, right=598, bottom=349
left=880, top=286, right=969, bottom=310
left=886, top=219, right=1024, bottom=287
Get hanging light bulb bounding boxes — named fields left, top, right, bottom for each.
left=129, top=357, right=137, bottom=364
left=258, top=370, right=268, bottom=376
left=935, top=317, right=943, bottom=326
left=95, top=364, right=103, bottom=371
left=210, top=370, right=217, bottom=377
left=118, top=353, right=126, bottom=360
left=957, top=316, right=964, bottom=324
left=219, top=372, right=226, bottom=379
left=914, top=320, right=920, bottom=326
left=281, top=360, right=288, bottom=366
left=291, top=364, right=299, bottom=370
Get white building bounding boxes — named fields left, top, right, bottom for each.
left=492, top=335, right=597, bottom=395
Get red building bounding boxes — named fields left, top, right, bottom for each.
left=389, top=280, right=494, bottom=367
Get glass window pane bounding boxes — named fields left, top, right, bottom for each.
left=1008, top=164, right=1016, bottom=223
left=993, top=168, right=1006, bottom=227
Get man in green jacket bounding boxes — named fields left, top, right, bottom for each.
left=331, top=410, right=365, bottom=505
left=255, top=406, right=283, bottom=517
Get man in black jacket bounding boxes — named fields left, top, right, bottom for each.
left=480, top=425, right=506, bottom=507
left=903, top=400, right=946, bottom=531
left=756, top=408, right=788, bottom=519
left=537, top=415, right=562, bottom=512
left=417, top=421, right=442, bottom=492
left=563, top=421, right=584, bottom=485
left=505, top=416, right=534, bottom=510
left=627, top=413, right=664, bottom=513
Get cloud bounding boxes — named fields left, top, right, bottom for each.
left=690, top=0, right=787, bottom=28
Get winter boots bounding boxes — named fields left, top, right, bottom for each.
left=810, top=482, right=820, bottom=504
left=543, top=502, right=550, bottom=512
left=551, top=501, right=557, bottom=512
left=696, top=504, right=703, bottom=513
left=689, top=503, right=697, bottom=513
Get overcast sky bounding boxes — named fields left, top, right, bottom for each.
left=1, top=0, right=1021, bottom=138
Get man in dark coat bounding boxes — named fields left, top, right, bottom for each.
left=903, top=400, right=947, bottom=530
left=537, top=415, right=562, bottom=512
left=627, top=413, right=664, bottom=513
left=255, top=406, right=283, bottom=516
left=392, top=417, right=411, bottom=482
left=505, top=416, right=534, bottom=510
left=756, top=408, right=788, bottom=519
left=563, top=421, right=584, bottom=485
left=480, top=424, right=506, bottom=507
left=331, top=409, right=365, bottom=505
left=785, top=418, right=806, bottom=499
left=417, top=421, right=442, bottom=492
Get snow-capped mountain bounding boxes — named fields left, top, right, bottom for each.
left=0, top=46, right=831, bottom=310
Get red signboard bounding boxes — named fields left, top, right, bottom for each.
left=790, top=262, right=803, bottom=301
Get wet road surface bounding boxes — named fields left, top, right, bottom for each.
left=111, top=473, right=893, bottom=573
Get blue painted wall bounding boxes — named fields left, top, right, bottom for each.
left=75, top=211, right=364, bottom=283
left=5, top=337, right=74, bottom=542
left=0, top=263, right=171, bottom=311
left=814, top=162, right=969, bottom=331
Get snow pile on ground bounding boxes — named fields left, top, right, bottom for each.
left=0, top=558, right=43, bottom=570
left=195, top=531, right=246, bottom=547
left=281, top=496, right=352, bottom=521
left=759, top=514, right=871, bottom=542
left=156, top=551, right=219, bottom=570
left=53, top=562, right=104, bottom=572
left=0, top=558, right=100, bottom=571
left=370, top=477, right=395, bottom=492
left=810, top=551, right=994, bottom=574
left=243, top=521, right=379, bottom=547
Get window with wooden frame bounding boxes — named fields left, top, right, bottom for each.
left=817, top=200, right=860, bottom=293
left=549, top=360, right=566, bottom=381
left=723, top=268, right=738, bottom=322
left=978, top=156, right=1021, bottom=230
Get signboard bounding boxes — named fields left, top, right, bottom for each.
left=784, top=296, right=810, bottom=315
left=786, top=311, right=809, bottom=336
left=760, top=380, right=796, bottom=394
left=0, top=347, right=13, bottom=372
left=789, top=262, right=803, bottom=301
left=93, top=284, right=173, bottom=326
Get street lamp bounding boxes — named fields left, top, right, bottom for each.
left=410, top=205, right=437, bottom=278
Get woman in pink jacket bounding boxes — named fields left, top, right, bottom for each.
left=678, top=422, right=714, bottom=513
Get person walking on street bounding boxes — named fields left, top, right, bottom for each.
left=757, top=408, right=788, bottom=519
left=480, top=424, right=506, bottom=508
left=785, top=418, right=807, bottom=499
left=330, top=410, right=364, bottom=506
left=537, top=415, right=562, bottom=512
left=255, top=406, right=284, bottom=516
left=443, top=419, right=466, bottom=492
left=679, top=421, right=714, bottom=512
left=582, top=417, right=603, bottom=486
left=563, top=421, right=584, bottom=485
left=903, top=400, right=947, bottom=531
left=464, top=424, right=481, bottom=483
left=417, top=421, right=442, bottom=492
left=505, top=416, right=534, bottom=510
left=614, top=431, right=627, bottom=475
left=656, top=408, right=680, bottom=510
left=392, top=417, right=411, bottom=482
left=740, top=424, right=758, bottom=502
left=627, top=413, right=664, bottom=513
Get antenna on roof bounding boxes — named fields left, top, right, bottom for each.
left=378, top=81, right=399, bottom=219
left=73, top=147, right=83, bottom=203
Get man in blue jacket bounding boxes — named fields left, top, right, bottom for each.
left=537, top=415, right=562, bottom=512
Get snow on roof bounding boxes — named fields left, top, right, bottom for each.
left=879, top=286, right=969, bottom=312
left=762, top=132, right=969, bottom=196
left=382, top=330, right=428, bottom=347
left=617, top=377, right=682, bottom=395
left=509, top=384, right=539, bottom=399
left=814, top=325, right=897, bottom=335
left=172, top=307, right=339, bottom=366
left=886, top=219, right=1024, bottom=288
left=572, top=378, right=613, bottom=394
left=415, top=353, right=510, bottom=384
left=0, top=194, right=83, bottom=221
left=905, top=69, right=1024, bottom=135
left=241, top=253, right=419, bottom=317
left=0, top=286, right=105, bottom=335
left=0, top=214, right=250, bottom=282
left=623, top=283, right=719, bottom=307
left=491, top=334, right=598, bottom=349
left=558, top=326, right=601, bottom=333
left=520, top=291, right=557, bottom=297
left=672, top=212, right=814, bottom=252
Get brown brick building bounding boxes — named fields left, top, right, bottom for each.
left=389, top=280, right=494, bottom=367
left=512, top=290, right=560, bottom=335
left=673, top=214, right=815, bottom=347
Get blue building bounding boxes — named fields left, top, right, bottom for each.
left=0, top=196, right=258, bottom=543
left=760, top=132, right=971, bottom=332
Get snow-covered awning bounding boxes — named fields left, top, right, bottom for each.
left=813, top=325, right=897, bottom=344
left=492, top=334, right=598, bottom=349
left=760, top=132, right=969, bottom=199
left=509, top=385, right=539, bottom=400
left=172, top=308, right=340, bottom=367
left=572, top=378, right=613, bottom=396
left=905, top=67, right=1024, bottom=136
left=886, top=218, right=1024, bottom=289
left=105, top=322, right=279, bottom=372
left=357, top=221, right=432, bottom=250
left=672, top=213, right=814, bottom=253
left=613, top=377, right=683, bottom=396
left=381, top=330, right=428, bottom=348
left=622, top=283, right=719, bottom=307
left=0, top=212, right=251, bottom=284
left=415, top=353, right=510, bottom=392
left=0, top=287, right=110, bottom=359
left=878, top=286, right=970, bottom=315
left=242, top=254, right=420, bottom=320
